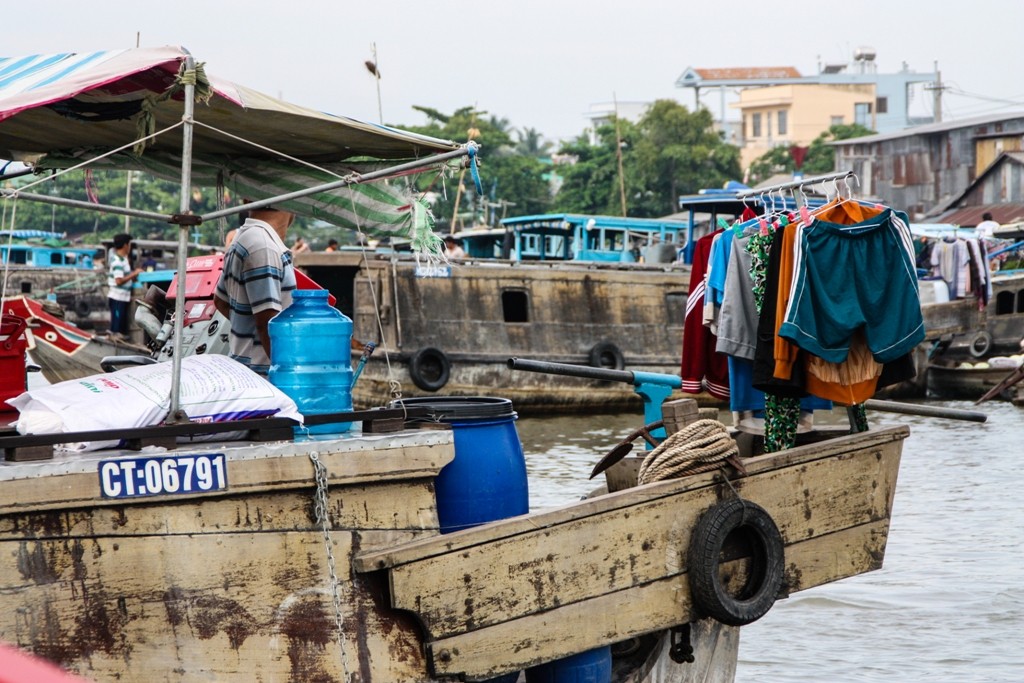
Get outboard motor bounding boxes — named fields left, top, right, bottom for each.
left=151, top=254, right=231, bottom=361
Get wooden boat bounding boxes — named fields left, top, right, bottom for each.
left=0, top=234, right=109, bottom=331
left=0, top=295, right=149, bottom=384
left=926, top=359, right=1024, bottom=400
left=0, top=400, right=908, bottom=682
left=296, top=215, right=691, bottom=413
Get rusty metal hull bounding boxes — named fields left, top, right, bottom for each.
left=297, top=252, right=689, bottom=412
left=0, top=420, right=907, bottom=682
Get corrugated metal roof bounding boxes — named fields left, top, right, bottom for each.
left=931, top=204, right=1024, bottom=227
left=925, top=151, right=1024, bottom=217
left=691, top=67, right=802, bottom=80
left=831, top=112, right=1024, bottom=146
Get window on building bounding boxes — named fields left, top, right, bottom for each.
left=777, top=110, right=788, bottom=135
left=830, top=115, right=845, bottom=127
left=855, top=103, right=872, bottom=128
left=766, top=112, right=772, bottom=138
left=876, top=97, right=888, bottom=114
left=752, top=112, right=762, bottom=138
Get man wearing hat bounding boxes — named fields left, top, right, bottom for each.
left=214, top=205, right=297, bottom=374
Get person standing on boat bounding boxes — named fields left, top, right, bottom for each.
left=976, top=212, right=1000, bottom=239
left=443, top=235, right=465, bottom=260
left=106, top=233, right=142, bottom=340
left=214, top=206, right=297, bottom=374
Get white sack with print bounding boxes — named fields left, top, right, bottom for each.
left=9, top=354, right=302, bottom=451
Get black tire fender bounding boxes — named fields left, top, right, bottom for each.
left=589, top=341, right=625, bottom=371
left=687, top=498, right=785, bottom=626
left=74, top=299, right=92, bottom=317
left=409, top=347, right=451, bottom=392
left=968, top=330, right=992, bottom=359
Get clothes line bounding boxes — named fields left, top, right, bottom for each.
left=734, top=170, right=857, bottom=201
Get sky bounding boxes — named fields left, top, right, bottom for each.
left=4, top=0, right=1024, bottom=145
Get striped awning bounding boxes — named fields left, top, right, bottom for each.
left=0, top=47, right=466, bottom=247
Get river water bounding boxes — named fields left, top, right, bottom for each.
left=515, top=400, right=1023, bottom=683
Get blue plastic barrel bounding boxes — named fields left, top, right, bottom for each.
left=390, top=396, right=529, bottom=533
left=268, top=289, right=353, bottom=435
left=525, top=647, right=612, bottom=683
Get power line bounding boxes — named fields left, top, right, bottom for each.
left=944, top=85, right=1024, bottom=108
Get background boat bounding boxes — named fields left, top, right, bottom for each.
left=0, top=232, right=108, bottom=330
left=926, top=357, right=1024, bottom=401
left=297, top=214, right=693, bottom=413
left=0, top=295, right=148, bottom=384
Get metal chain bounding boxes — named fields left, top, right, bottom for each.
left=309, top=450, right=353, bottom=682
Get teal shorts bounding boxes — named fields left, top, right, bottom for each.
left=779, top=208, right=925, bottom=364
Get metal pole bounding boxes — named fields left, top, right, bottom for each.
left=200, top=144, right=477, bottom=222
left=3, top=145, right=478, bottom=226
left=0, top=190, right=172, bottom=222
left=169, top=53, right=197, bottom=421
left=372, top=42, right=383, bottom=125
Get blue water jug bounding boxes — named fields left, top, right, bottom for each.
left=268, top=289, right=354, bottom=435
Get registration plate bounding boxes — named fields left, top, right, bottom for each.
left=98, top=453, right=228, bottom=499
left=414, top=264, right=451, bottom=278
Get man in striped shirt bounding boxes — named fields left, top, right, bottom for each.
left=214, top=206, right=297, bottom=374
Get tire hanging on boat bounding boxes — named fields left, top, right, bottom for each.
left=968, top=330, right=992, bottom=359
left=687, top=498, right=785, bottom=626
left=409, top=347, right=451, bottom=392
left=589, top=341, right=625, bottom=371
left=74, top=299, right=92, bottom=317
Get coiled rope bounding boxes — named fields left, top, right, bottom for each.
left=637, top=419, right=739, bottom=485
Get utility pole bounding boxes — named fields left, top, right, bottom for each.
left=613, top=93, right=628, bottom=217
left=125, top=31, right=140, bottom=234
left=925, top=60, right=944, bottom=123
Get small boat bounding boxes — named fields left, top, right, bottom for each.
left=926, top=357, right=1024, bottom=401
left=0, top=295, right=149, bottom=384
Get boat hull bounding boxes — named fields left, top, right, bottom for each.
left=0, top=423, right=907, bottom=682
left=926, top=362, right=1023, bottom=400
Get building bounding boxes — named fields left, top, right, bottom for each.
left=831, top=113, right=1024, bottom=219
left=927, top=151, right=1024, bottom=226
left=676, top=51, right=938, bottom=169
left=583, top=101, right=651, bottom=146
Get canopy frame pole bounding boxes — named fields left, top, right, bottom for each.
left=0, top=143, right=478, bottom=226
left=0, top=190, right=174, bottom=223
left=168, top=53, right=197, bottom=421
left=200, top=143, right=479, bottom=222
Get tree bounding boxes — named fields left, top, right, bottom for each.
left=399, top=106, right=551, bottom=230
left=747, top=123, right=875, bottom=184
left=514, top=127, right=552, bottom=158
left=553, top=100, right=740, bottom=217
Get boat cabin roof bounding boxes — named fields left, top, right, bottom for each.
left=471, top=213, right=688, bottom=263
left=0, top=241, right=102, bottom=269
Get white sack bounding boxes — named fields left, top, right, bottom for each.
left=10, top=354, right=302, bottom=451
